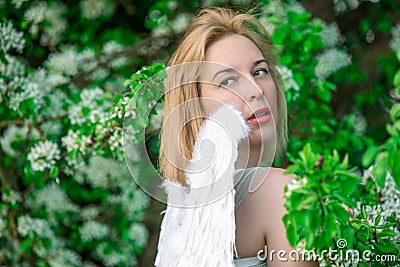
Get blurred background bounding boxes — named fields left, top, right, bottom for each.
left=0, top=0, right=399, bottom=266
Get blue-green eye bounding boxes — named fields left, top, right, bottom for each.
left=219, top=77, right=237, bottom=87
left=253, top=68, right=268, bottom=77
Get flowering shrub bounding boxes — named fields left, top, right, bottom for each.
left=1, top=0, right=399, bottom=266
left=0, top=1, right=155, bottom=266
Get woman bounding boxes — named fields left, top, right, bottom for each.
left=157, top=7, right=318, bottom=267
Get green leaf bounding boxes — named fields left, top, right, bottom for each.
left=82, top=107, right=90, bottom=117
left=374, top=215, right=382, bottom=226
left=373, top=152, right=389, bottom=188
left=50, top=166, right=58, bottom=178
left=324, top=213, right=338, bottom=241
left=333, top=193, right=357, bottom=208
left=286, top=223, right=298, bottom=247
left=388, top=150, right=400, bottom=188
left=113, top=93, right=122, bottom=105
left=375, top=239, right=395, bottom=253
left=350, top=219, right=363, bottom=230
left=19, top=98, right=35, bottom=116
left=390, top=103, right=400, bottom=122
left=376, top=229, right=396, bottom=239
left=362, top=145, right=380, bottom=168
left=328, top=201, right=351, bottom=225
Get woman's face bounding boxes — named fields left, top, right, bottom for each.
left=199, top=34, right=278, bottom=147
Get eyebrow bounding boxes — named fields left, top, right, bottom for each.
left=211, top=59, right=268, bottom=81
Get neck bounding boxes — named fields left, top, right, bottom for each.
left=235, top=140, right=275, bottom=169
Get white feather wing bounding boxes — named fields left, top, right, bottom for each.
left=155, top=105, right=249, bottom=267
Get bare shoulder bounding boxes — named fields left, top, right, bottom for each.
left=242, top=167, right=296, bottom=230
left=263, top=167, right=296, bottom=192
left=250, top=167, right=296, bottom=201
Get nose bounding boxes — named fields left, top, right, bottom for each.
left=242, top=74, right=263, bottom=101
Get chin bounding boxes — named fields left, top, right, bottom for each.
left=249, top=124, right=276, bottom=146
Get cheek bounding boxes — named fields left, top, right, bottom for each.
left=199, top=86, right=245, bottom=115
left=263, top=83, right=278, bottom=120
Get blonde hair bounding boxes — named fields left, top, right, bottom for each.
left=159, top=7, right=288, bottom=185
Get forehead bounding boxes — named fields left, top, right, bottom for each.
left=205, top=34, right=264, bottom=69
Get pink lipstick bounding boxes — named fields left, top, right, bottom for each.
left=247, top=107, right=271, bottom=124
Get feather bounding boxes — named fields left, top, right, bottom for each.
left=155, top=105, right=250, bottom=267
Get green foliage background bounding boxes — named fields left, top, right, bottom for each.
left=0, top=0, right=399, bottom=266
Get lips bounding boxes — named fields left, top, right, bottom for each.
left=246, top=107, right=271, bottom=124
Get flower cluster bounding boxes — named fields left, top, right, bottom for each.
left=17, top=215, right=54, bottom=239
left=315, top=48, right=352, bottom=79
left=359, top=168, right=400, bottom=238
left=67, top=87, right=108, bottom=126
left=319, top=21, right=344, bottom=48
left=80, top=0, right=116, bottom=20
left=0, top=22, right=25, bottom=54
left=389, top=23, right=400, bottom=53
left=285, top=177, right=308, bottom=197
left=27, top=140, right=61, bottom=171
left=26, top=183, right=78, bottom=215
left=79, top=220, right=109, bottom=242
left=277, top=66, right=300, bottom=92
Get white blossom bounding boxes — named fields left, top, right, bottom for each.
left=24, top=2, right=47, bottom=25
left=152, top=25, right=172, bottom=38
left=67, top=87, right=108, bottom=126
left=258, top=15, right=275, bottom=35
left=17, top=215, right=54, bottom=239
left=46, top=47, right=80, bottom=76
left=61, top=129, right=80, bottom=152
left=28, top=140, right=61, bottom=171
left=285, top=177, right=308, bottom=197
left=352, top=108, right=367, bottom=135
left=94, top=242, right=137, bottom=267
left=0, top=55, right=26, bottom=77
left=170, top=13, right=192, bottom=34
left=0, top=22, right=25, bottom=54
left=333, top=0, right=360, bottom=13
left=2, top=189, right=21, bottom=205
left=11, top=0, right=28, bottom=8
left=26, top=183, right=78, bottom=213
left=389, top=23, right=400, bottom=53
left=103, top=41, right=127, bottom=69
left=43, top=90, right=68, bottom=118
left=276, top=66, right=300, bottom=92
left=79, top=221, right=109, bottom=242
left=315, top=49, right=351, bottom=79
left=319, top=21, right=344, bottom=48
left=47, top=248, right=82, bottom=267
left=90, top=68, right=110, bottom=81
left=108, top=128, right=123, bottom=151
left=81, top=206, right=100, bottom=221
left=0, top=124, right=29, bottom=158
left=357, top=167, right=400, bottom=238
left=0, top=219, right=6, bottom=237
left=64, top=155, right=85, bottom=178
left=80, top=0, right=115, bottom=20
left=40, top=3, right=67, bottom=46
left=8, top=80, right=45, bottom=115
left=150, top=103, right=164, bottom=130
left=76, top=156, right=123, bottom=189
left=128, top=223, right=149, bottom=247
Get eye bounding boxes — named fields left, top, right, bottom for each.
left=252, top=68, right=269, bottom=77
left=219, top=77, right=237, bottom=87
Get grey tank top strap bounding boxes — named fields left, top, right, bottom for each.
left=234, top=167, right=258, bottom=211
left=233, top=168, right=268, bottom=267
left=234, top=256, right=267, bottom=267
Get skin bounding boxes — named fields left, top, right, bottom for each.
left=200, top=34, right=318, bottom=266
left=200, top=34, right=278, bottom=168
